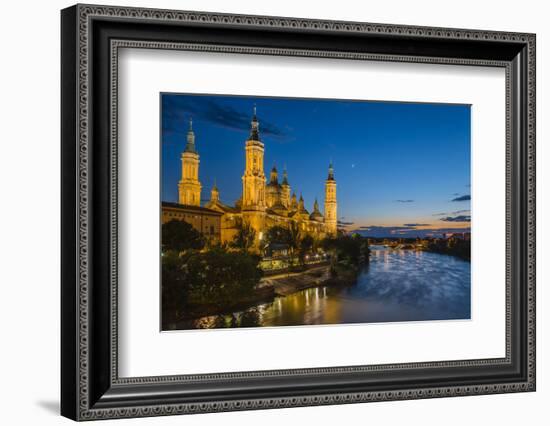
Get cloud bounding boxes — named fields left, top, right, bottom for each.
left=395, top=199, right=414, bottom=203
left=352, top=225, right=471, bottom=238
left=451, top=195, right=471, bottom=202
left=162, top=95, right=289, bottom=141
left=433, top=209, right=470, bottom=217
left=403, top=223, right=430, bottom=227
left=356, top=225, right=415, bottom=233
left=441, top=215, right=471, bottom=222
left=338, top=220, right=354, bottom=226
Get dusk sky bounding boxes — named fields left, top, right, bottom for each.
left=161, top=93, right=471, bottom=238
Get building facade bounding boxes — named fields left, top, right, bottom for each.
left=161, top=202, right=223, bottom=243
left=164, top=108, right=338, bottom=250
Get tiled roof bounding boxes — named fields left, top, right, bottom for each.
left=161, top=201, right=223, bottom=215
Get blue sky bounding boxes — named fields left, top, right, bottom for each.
left=161, top=93, right=471, bottom=238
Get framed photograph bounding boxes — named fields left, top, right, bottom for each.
left=61, top=4, right=536, bottom=421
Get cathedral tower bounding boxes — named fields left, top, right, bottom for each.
left=266, top=164, right=280, bottom=208
left=210, top=180, right=219, bottom=203
left=241, top=106, right=266, bottom=245
left=242, top=106, right=266, bottom=210
left=281, top=167, right=291, bottom=208
left=290, top=192, right=298, bottom=211
left=298, top=194, right=305, bottom=212
left=324, top=162, right=337, bottom=235
left=269, top=165, right=278, bottom=185
left=178, top=118, right=202, bottom=206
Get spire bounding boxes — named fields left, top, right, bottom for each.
left=210, top=178, right=219, bottom=203
left=327, top=161, right=335, bottom=180
left=282, top=166, right=289, bottom=185
left=184, top=117, right=197, bottom=153
left=269, top=163, right=278, bottom=184
left=248, top=104, right=261, bottom=141
left=313, top=198, right=320, bottom=213
left=290, top=192, right=298, bottom=209
left=298, top=193, right=305, bottom=211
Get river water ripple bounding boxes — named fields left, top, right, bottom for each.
left=181, top=245, right=471, bottom=329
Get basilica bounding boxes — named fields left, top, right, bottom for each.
left=162, top=107, right=337, bottom=249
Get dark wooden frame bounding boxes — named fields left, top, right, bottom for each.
left=61, top=4, right=536, bottom=421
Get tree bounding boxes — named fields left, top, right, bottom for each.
left=161, top=250, right=192, bottom=326
left=298, top=234, right=314, bottom=266
left=286, top=221, right=301, bottom=264
left=322, top=234, right=369, bottom=266
left=300, top=234, right=314, bottom=251
left=162, top=219, right=205, bottom=253
left=185, top=247, right=263, bottom=307
left=161, top=248, right=264, bottom=326
left=230, top=219, right=256, bottom=253
left=264, top=225, right=291, bottom=254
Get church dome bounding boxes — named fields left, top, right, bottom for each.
left=309, top=210, right=324, bottom=222
left=309, top=198, right=324, bottom=222
left=269, top=200, right=288, bottom=216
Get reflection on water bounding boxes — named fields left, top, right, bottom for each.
left=180, top=245, right=471, bottom=329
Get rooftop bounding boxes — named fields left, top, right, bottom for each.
left=162, top=201, right=223, bottom=215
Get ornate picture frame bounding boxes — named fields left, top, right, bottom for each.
left=61, top=4, right=535, bottom=421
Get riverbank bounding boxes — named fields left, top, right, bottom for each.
left=383, top=245, right=470, bottom=262
left=260, top=264, right=332, bottom=296
left=174, top=263, right=358, bottom=322
left=419, top=247, right=470, bottom=261
left=174, top=285, right=275, bottom=321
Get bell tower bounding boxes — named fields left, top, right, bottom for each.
left=281, top=167, right=291, bottom=208
left=241, top=106, right=266, bottom=211
left=178, top=118, right=202, bottom=206
left=241, top=106, right=266, bottom=246
left=210, top=179, right=220, bottom=203
left=324, top=162, right=337, bottom=235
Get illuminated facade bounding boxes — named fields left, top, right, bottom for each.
left=161, top=202, right=222, bottom=243
left=169, top=109, right=338, bottom=250
left=177, top=118, right=201, bottom=206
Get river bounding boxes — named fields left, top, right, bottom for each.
left=180, top=245, right=471, bottom=329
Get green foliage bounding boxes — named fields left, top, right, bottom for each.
left=161, top=247, right=263, bottom=325
left=424, top=238, right=470, bottom=261
left=230, top=219, right=256, bottom=253
left=300, top=234, right=314, bottom=252
left=264, top=225, right=291, bottom=247
left=161, top=250, right=192, bottom=324
left=298, top=234, right=314, bottom=265
left=162, top=219, right=205, bottom=253
left=184, top=248, right=262, bottom=306
left=322, top=233, right=369, bottom=266
left=287, top=221, right=301, bottom=255
left=263, top=222, right=313, bottom=266
left=239, top=309, right=261, bottom=328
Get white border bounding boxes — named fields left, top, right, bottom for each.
left=118, top=48, right=506, bottom=377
